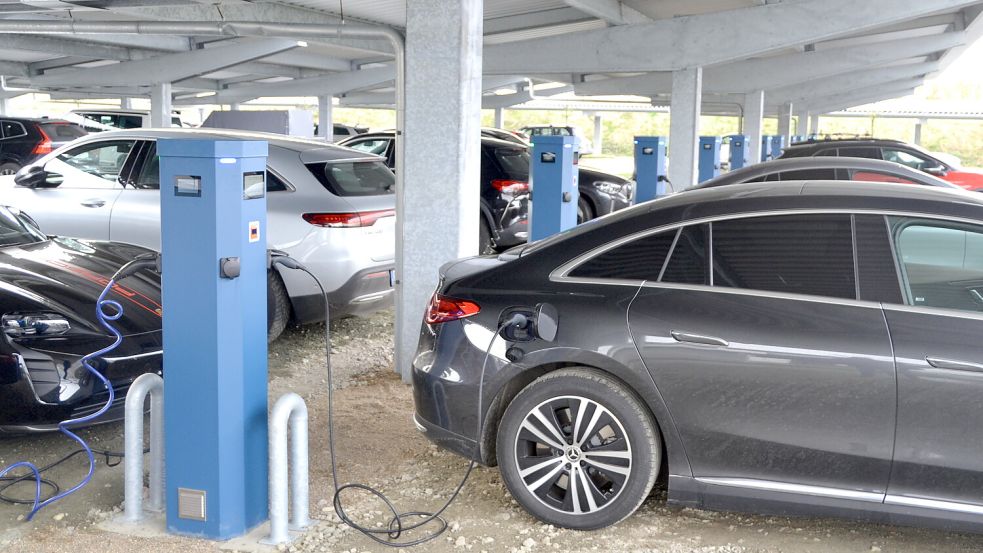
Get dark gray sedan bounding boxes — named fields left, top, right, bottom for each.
left=412, top=180, right=983, bottom=533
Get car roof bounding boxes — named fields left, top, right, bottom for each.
left=76, top=128, right=375, bottom=162
left=694, top=157, right=958, bottom=189
left=0, top=116, right=69, bottom=123
left=786, top=137, right=909, bottom=149
left=344, top=130, right=526, bottom=149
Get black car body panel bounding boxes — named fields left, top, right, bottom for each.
left=0, top=234, right=161, bottom=434
left=0, top=118, right=86, bottom=172
left=412, top=180, right=983, bottom=533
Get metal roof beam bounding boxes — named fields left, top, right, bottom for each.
left=30, top=38, right=303, bottom=86
left=484, top=0, right=983, bottom=73
left=574, top=32, right=965, bottom=96
left=562, top=0, right=650, bottom=25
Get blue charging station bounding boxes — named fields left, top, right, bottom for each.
left=530, top=135, right=578, bottom=241
left=698, top=136, right=722, bottom=183
left=770, top=135, right=786, bottom=159
left=760, top=135, right=774, bottom=162
left=727, top=134, right=750, bottom=171
left=158, top=140, right=269, bottom=539
left=633, top=136, right=668, bottom=203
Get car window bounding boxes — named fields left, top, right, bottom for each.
left=494, top=147, right=530, bottom=181
left=305, top=160, right=395, bottom=197
left=712, top=214, right=856, bottom=299
left=266, top=171, right=289, bottom=192
left=893, top=218, right=983, bottom=312
left=1, top=120, right=26, bottom=139
left=55, top=140, right=134, bottom=186
left=569, top=230, right=676, bottom=280
left=333, top=125, right=350, bottom=135
left=848, top=170, right=917, bottom=184
left=40, top=122, right=86, bottom=140
left=882, top=148, right=939, bottom=171
left=661, top=224, right=709, bottom=285
left=816, top=148, right=838, bottom=157
left=346, top=138, right=390, bottom=156
left=838, top=147, right=880, bottom=159
left=776, top=169, right=838, bottom=180
left=855, top=214, right=904, bottom=304
left=133, top=144, right=159, bottom=189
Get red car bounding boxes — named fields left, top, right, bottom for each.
left=780, top=138, right=983, bottom=190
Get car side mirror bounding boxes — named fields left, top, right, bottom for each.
left=13, top=165, right=44, bottom=188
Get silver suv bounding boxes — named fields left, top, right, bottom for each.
left=0, top=128, right=396, bottom=339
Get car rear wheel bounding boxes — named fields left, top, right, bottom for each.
left=0, top=162, right=20, bottom=176
left=479, top=221, right=495, bottom=255
left=577, top=196, right=594, bottom=224
left=496, top=368, right=661, bottom=530
left=267, top=270, right=290, bottom=342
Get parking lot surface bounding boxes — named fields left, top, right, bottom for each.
left=2, top=310, right=982, bottom=553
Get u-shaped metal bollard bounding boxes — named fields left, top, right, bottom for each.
left=267, top=393, right=311, bottom=545
left=124, top=372, right=165, bottom=522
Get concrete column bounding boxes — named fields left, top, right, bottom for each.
left=230, top=102, right=243, bottom=110
left=493, top=107, right=504, bottom=128
left=0, top=97, right=8, bottom=116
left=913, top=117, right=927, bottom=145
left=398, top=0, right=483, bottom=379
left=810, top=114, right=821, bottom=136
left=150, top=82, right=172, bottom=128
left=668, top=66, right=702, bottom=190
left=120, top=97, right=132, bottom=109
left=794, top=109, right=810, bottom=136
left=318, top=95, right=334, bottom=140
left=592, top=113, right=603, bottom=155
left=777, top=102, right=794, bottom=139
left=743, top=90, right=764, bottom=167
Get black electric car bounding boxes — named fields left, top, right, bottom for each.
left=694, top=156, right=959, bottom=189
left=0, top=206, right=161, bottom=434
left=413, top=180, right=983, bottom=534
left=0, top=118, right=87, bottom=175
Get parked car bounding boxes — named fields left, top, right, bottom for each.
left=338, top=131, right=632, bottom=250
left=779, top=137, right=983, bottom=190
left=695, top=156, right=960, bottom=189
left=481, top=127, right=530, bottom=147
left=0, top=205, right=161, bottom=434
left=0, top=117, right=87, bottom=175
left=413, top=179, right=983, bottom=533
left=0, top=129, right=396, bottom=341
left=331, top=123, right=368, bottom=142
left=71, top=109, right=184, bottom=131
left=518, top=124, right=594, bottom=155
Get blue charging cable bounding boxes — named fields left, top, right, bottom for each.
left=0, top=254, right=157, bottom=520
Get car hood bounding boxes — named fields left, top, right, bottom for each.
left=0, top=238, right=161, bottom=337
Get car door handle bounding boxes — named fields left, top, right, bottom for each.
left=81, top=199, right=106, bottom=208
left=925, top=357, right=983, bottom=374
left=670, top=330, right=729, bottom=347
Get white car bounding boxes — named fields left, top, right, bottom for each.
left=0, top=128, right=396, bottom=340
left=70, top=109, right=185, bottom=131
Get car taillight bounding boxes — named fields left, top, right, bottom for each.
left=303, top=209, right=395, bottom=228
left=425, top=293, right=480, bottom=325
left=31, top=126, right=52, bottom=155
left=491, top=179, right=529, bottom=194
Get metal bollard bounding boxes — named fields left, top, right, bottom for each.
left=267, top=393, right=311, bottom=544
left=124, top=372, right=165, bottom=522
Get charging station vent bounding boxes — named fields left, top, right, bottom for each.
left=177, top=488, right=207, bottom=521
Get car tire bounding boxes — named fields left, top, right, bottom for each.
left=267, top=269, right=291, bottom=342
left=496, top=368, right=661, bottom=530
left=0, top=162, right=20, bottom=176
left=479, top=221, right=495, bottom=255
left=577, top=196, right=594, bottom=225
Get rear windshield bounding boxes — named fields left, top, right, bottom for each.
left=305, top=160, right=395, bottom=197
left=41, top=123, right=86, bottom=139
left=495, top=147, right=530, bottom=181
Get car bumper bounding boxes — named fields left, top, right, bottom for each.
left=290, top=264, right=395, bottom=324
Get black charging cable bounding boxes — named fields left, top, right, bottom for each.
left=271, top=256, right=527, bottom=548
left=0, top=446, right=148, bottom=506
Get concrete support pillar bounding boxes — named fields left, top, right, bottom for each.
left=743, top=90, right=765, bottom=167
left=668, top=66, right=702, bottom=190
left=810, top=114, right=821, bottom=136
left=398, top=0, right=483, bottom=379
left=120, top=97, right=132, bottom=110
left=493, top=107, right=504, bottom=128
left=777, top=102, right=794, bottom=139
left=914, top=117, right=927, bottom=145
left=0, top=97, right=8, bottom=116
left=592, top=113, right=603, bottom=155
left=794, top=109, right=810, bottom=136
left=230, top=103, right=243, bottom=110
left=318, top=95, right=334, bottom=140
left=150, top=82, right=172, bottom=128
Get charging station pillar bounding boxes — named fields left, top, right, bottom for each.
left=727, top=134, right=750, bottom=171
left=697, top=136, right=722, bottom=183
left=158, top=139, right=269, bottom=539
left=770, top=135, right=786, bottom=159
left=633, top=136, right=668, bottom=203
left=760, top=135, right=773, bottom=162
left=530, top=135, right=578, bottom=241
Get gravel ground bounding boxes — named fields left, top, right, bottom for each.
left=2, top=309, right=983, bottom=552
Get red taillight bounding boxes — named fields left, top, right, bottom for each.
left=491, top=179, right=529, bottom=194
left=425, top=293, right=480, bottom=325
left=302, top=209, right=395, bottom=228
left=31, top=126, right=52, bottom=155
